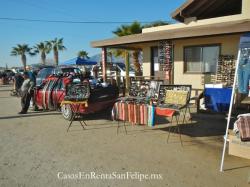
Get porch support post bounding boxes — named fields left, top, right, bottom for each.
left=125, top=51, right=130, bottom=92
left=101, top=47, right=107, bottom=82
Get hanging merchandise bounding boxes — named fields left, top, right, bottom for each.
left=158, top=40, right=173, bottom=81
left=216, top=55, right=235, bottom=86
left=237, top=47, right=250, bottom=94
left=249, top=80, right=250, bottom=97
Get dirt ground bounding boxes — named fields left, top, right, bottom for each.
left=0, top=85, right=250, bottom=187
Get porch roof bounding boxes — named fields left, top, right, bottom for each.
left=171, top=0, right=241, bottom=22
left=91, top=19, right=250, bottom=48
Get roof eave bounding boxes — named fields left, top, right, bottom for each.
left=171, top=0, right=195, bottom=21
left=91, top=20, right=250, bottom=48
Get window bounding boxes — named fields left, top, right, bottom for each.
left=151, top=47, right=160, bottom=76
left=184, top=45, right=220, bottom=73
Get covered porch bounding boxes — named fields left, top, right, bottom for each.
left=91, top=18, right=250, bottom=92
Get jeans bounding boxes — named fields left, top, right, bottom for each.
left=238, top=51, right=250, bottom=94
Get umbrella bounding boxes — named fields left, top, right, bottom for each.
left=60, top=57, right=97, bottom=66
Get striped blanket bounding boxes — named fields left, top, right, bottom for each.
left=112, top=101, right=155, bottom=126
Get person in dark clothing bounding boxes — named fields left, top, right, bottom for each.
left=18, top=72, right=35, bottom=114
left=13, top=73, right=24, bottom=96
left=27, top=70, right=37, bottom=110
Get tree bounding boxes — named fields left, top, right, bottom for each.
left=10, top=44, right=34, bottom=71
left=113, top=21, right=143, bottom=36
left=112, top=21, right=143, bottom=76
left=47, top=38, right=66, bottom=66
left=33, top=42, right=51, bottom=65
left=77, top=50, right=89, bottom=59
left=143, top=20, right=169, bottom=28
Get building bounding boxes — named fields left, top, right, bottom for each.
left=91, top=0, right=250, bottom=92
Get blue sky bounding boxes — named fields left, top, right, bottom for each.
left=0, top=0, right=185, bottom=67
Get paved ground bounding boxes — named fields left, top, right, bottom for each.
left=0, top=85, right=250, bottom=187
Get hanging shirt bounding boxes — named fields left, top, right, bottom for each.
left=237, top=48, right=250, bottom=94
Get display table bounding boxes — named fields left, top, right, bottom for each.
left=112, top=101, right=155, bottom=134
left=61, top=100, right=88, bottom=132
left=204, top=88, right=232, bottom=112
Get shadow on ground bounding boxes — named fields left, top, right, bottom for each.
left=0, top=111, right=61, bottom=120
left=153, top=113, right=229, bottom=137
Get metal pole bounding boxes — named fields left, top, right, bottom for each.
left=125, top=51, right=130, bottom=92
left=219, top=49, right=241, bottom=172
left=101, top=47, right=107, bottom=82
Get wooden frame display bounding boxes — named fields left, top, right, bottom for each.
left=129, top=79, right=164, bottom=100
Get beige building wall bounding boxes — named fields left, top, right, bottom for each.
left=141, top=42, right=158, bottom=77
left=141, top=34, right=241, bottom=90
left=242, top=0, right=250, bottom=18
left=142, top=46, right=151, bottom=77
left=173, top=34, right=241, bottom=89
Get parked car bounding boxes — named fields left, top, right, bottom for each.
left=91, top=63, right=135, bottom=78
left=36, top=66, right=82, bottom=86
left=34, top=74, right=118, bottom=120
left=0, top=69, right=15, bottom=82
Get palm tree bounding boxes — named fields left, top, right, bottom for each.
left=143, top=20, right=169, bottom=28
left=113, top=21, right=143, bottom=36
left=77, top=50, right=89, bottom=59
left=33, top=42, right=51, bottom=65
left=113, top=21, right=143, bottom=76
left=10, top=44, right=34, bottom=71
left=47, top=38, right=66, bottom=66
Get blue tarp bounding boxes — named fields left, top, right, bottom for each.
left=204, top=88, right=232, bottom=112
left=60, top=57, right=97, bottom=66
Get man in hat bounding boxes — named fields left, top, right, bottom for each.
left=18, top=72, right=35, bottom=114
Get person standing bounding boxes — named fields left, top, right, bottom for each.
left=18, top=72, right=34, bottom=114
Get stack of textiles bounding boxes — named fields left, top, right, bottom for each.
left=112, top=101, right=155, bottom=126
left=233, top=113, right=250, bottom=141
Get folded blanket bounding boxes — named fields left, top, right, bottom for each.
left=237, top=113, right=250, bottom=118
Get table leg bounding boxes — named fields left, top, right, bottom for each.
left=67, top=103, right=87, bottom=132
left=67, top=115, right=75, bottom=132
left=123, top=121, right=127, bottom=134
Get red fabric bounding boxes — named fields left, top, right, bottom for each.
left=155, top=107, right=175, bottom=117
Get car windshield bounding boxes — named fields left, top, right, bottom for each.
left=57, top=67, right=81, bottom=74
left=36, top=67, right=54, bottom=85
left=37, top=68, right=54, bottom=78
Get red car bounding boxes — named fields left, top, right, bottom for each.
left=34, top=74, right=119, bottom=120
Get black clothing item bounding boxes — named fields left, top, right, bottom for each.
left=18, top=111, right=27, bottom=114
left=20, top=92, right=32, bottom=113
left=15, top=74, right=24, bottom=90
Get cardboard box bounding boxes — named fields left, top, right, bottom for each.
left=228, top=134, right=250, bottom=159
